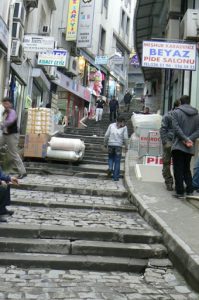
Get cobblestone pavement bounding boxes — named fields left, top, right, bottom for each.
left=5, top=205, right=149, bottom=229
left=0, top=266, right=197, bottom=300
left=15, top=174, right=126, bottom=192
left=3, top=173, right=198, bottom=299
left=11, top=190, right=129, bottom=207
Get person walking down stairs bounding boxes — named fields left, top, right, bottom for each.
left=104, top=116, right=128, bottom=181
left=95, top=97, right=106, bottom=122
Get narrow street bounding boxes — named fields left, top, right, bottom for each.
left=0, top=114, right=197, bottom=299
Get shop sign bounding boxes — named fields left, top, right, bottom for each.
left=142, top=40, right=196, bottom=70
left=0, top=16, right=8, bottom=49
left=110, top=55, right=124, bottom=65
left=95, top=56, right=109, bottom=65
left=23, top=35, right=55, bottom=52
left=52, top=70, right=91, bottom=102
left=143, top=156, right=163, bottom=165
left=77, top=0, right=95, bottom=48
left=66, top=0, right=80, bottom=41
left=38, top=50, right=68, bottom=67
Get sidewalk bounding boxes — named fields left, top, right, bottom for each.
left=125, top=149, right=199, bottom=292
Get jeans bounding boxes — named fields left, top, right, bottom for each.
left=162, top=143, right=173, bottom=185
left=0, top=185, right=11, bottom=213
left=172, top=150, right=193, bottom=195
left=108, top=146, right=122, bottom=180
left=109, top=110, right=117, bottom=122
left=192, top=157, right=199, bottom=189
left=96, top=108, right=103, bottom=121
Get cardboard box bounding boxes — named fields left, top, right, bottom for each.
left=24, top=134, right=49, bottom=158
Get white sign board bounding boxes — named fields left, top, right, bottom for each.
left=77, top=0, right=95, bottom=48
left=95, top=56, right=108, bottom=65
left=110, top=55, right=124, bottom=65
left=142, top=40, right=196, bottom=70
left=23, top=35, right=55, bottom=52
left=38, top=50, right=68, bottom=67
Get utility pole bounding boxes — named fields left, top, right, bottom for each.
left=4, top=0, right=15, bottom=97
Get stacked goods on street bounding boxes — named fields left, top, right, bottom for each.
left=24, top=108, right=53, bottom=158
left=47, top=137, right=85, bottom=161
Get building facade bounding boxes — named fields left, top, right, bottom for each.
left=0, top=0, right=135, bottom=132
left=134, top=0, right=199, bottom=113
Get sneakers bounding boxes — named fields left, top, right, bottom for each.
left=172, top=194, right=185, bottom=199
left=18, top=173, right=27, bottom=179
left=0, top=217, right=7, bottom=223
left=106, top=169, right=112, bottom=177
left=0, top=209, right=14, bottom=216
left=166, top=183, right=173, bottom=191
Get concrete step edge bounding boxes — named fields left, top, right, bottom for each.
left=0, top=252, right=147, bottom=272
left=12, top=198, right=136, bottom=212
left=13, top=184, right=128, bottom=197
left=0, top=238, right=167, bottom=258
left=0, top=224, right=162, bottom=243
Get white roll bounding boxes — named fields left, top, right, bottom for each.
left=49, top=137, right=85, bottom=152
left=47, top=147, right=84, bottom=161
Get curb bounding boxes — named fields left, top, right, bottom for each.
left=124, top=150, right=199, bottom=292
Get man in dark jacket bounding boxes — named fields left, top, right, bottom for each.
left=160, top=100, right=180, bottom=191
left=123, top=91, right=132, bottom=112
left=0, top=97, right=27, bottom=179
left=0, top=168, right=18, bottom=222
left=172, top=95, right=199, bottom=198
left=109, top=98, right=119, bottom=122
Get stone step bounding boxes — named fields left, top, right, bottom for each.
left=11, top=198, right=134, bottom=213
left=0, top=238, right=167, bottom=259
left=0, top=224, right=162, bottom=244
left=0, top=252, right=147, bottom=272
left=13, top=182, right=127, bottom=197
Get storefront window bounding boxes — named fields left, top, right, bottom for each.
left=32, top=81, right=42, bottom=108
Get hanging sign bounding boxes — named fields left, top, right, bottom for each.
left=23, top=35, right=55, bottom=52
left=142, top=40, right=196, bottom=70
left=66, top=0, right=80, bottom=41
left=77, top=0, right=95, bottom=48
left=38, top=50, right=68, bottom=67
left=95, top=56, right=109, bottom=65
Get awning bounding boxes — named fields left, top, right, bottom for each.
left=134, top=0, right=166, bottom=80
left=32, top=68, right=51, bottom=90
left=52, top=70, right=91, bottom=102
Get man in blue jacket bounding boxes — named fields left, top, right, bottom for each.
left=0, top=168, right=18, bottom=222
left=172, top=95, right=199, bottom=198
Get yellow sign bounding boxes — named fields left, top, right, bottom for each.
left=66, top=0, right=80, bottom=41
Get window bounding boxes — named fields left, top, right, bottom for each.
left=99, top=27, right=106, bottom=53
left=121, top=10, right=125, bottom=30
left=104, top=0, right=108, bottom=9
left=126, top=16, right=130, bottom=36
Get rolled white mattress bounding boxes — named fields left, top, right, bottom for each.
left=49, top=137, right=85, bottom=152
left=47, top=147, right=84, bottom=161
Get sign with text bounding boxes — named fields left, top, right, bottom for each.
left=66, top=0, right=80, bottom=41
left=142, top=40, right=196, bottom=70
left=144, top=156, right=163, bottom=165
left=0, top=16, right=8, bottom=49
left=77, top=0, right=95, bottom=48
left=95, top=56, right=108, bottom=65
left=38, top=50, right=68, bottom=67
left=23, top=35, right=55, bottom=52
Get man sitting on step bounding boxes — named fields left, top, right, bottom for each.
left=0, top=167, right=18, bottom=222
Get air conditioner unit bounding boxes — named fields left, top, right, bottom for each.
left=40, top=25, right=50, bottom=35
left=68, top=56, right=79, bottom=76
left=13, top=2, right=26, bottom=26
left=24, top=0, right=38, bottom=8
left=11, top=40, right=24, bottom=64
left=180, top=9, right=199, bottom=40
left=12, top=22, right=24, bottom=41
left=45, top=66, right=58, bottom=80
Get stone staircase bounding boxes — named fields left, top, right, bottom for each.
left=0, top=111, right=171, bottom=274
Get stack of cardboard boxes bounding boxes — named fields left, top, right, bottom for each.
left=24, top=108, right=53, bottom=158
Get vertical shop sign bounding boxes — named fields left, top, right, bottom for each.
left=66, top=0, right=80, bottom=41
left=77, top=0, right=95, bottom=48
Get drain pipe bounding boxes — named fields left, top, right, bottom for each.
left=4, top=0, right=15, bottom=97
